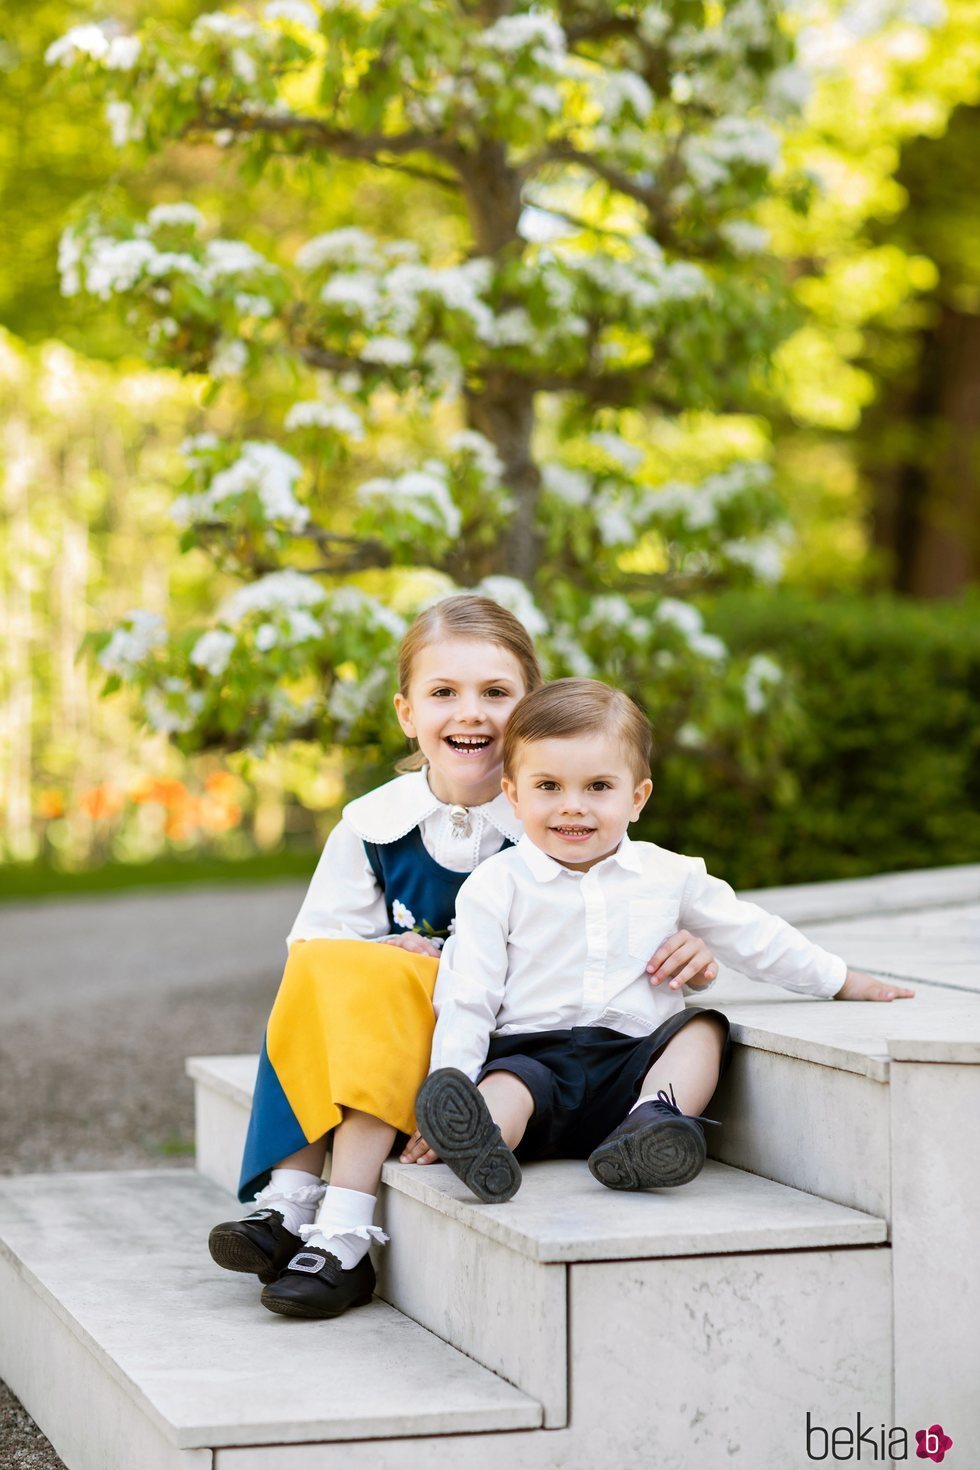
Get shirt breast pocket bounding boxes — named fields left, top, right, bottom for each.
left=627, top=898, right=682, bottom=963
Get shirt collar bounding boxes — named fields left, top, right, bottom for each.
left=343, top=767, right=522, bottom=845
left=516, top=831, right=641, bottom=881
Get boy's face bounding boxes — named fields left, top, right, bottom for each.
left=501, top=731, right=652, bottom=872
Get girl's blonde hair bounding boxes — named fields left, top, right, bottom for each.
left=395, top=594, right=544, bottom=773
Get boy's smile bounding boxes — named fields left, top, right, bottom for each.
left=502, top=731, right=652, bottom=871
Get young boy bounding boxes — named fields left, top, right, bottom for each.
left=411, top=679, right=914, bottom=1203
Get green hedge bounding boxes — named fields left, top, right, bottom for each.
left=635, top=591, right=980, bottom=890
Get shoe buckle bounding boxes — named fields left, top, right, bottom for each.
left=288, top=1251, right=326, bottom=1274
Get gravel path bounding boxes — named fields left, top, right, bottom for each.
left=0, top=881, right=306, bottom=1469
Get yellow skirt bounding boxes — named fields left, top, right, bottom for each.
left=266, top=938, right=440, bottom=1141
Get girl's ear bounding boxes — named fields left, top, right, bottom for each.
left=631, top=777, right=653, bottom=819
left=393, top=691, right=416, bottom=739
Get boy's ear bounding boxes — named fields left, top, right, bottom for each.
left=631, top=777, right=653, bottom=819
left=501, top=774, right=520, bottom=814
left=393, top=691, right=416, bottom=739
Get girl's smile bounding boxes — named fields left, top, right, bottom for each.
left=394, top=638, right=527, bottom=807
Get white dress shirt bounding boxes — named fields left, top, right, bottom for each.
left=430, top=833, right=848, bottom=1082
left=286, top=768, right=522, bottom=947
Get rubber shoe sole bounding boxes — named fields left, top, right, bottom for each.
left=588, top=1115, right=706, bottom=1191
left=415, top=1068, right=521, bottom=1203
left=260, top=1284, right=376, bottom=1320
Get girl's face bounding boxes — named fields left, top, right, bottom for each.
left=394, top=638, right=527, bottom=806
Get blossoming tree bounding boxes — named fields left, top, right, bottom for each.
left=50, top=0, right=803, bottom=768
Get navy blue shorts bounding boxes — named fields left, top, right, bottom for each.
left=476, top=1008, right=732, bottom=1162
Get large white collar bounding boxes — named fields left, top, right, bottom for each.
left=343, top=768, right=523, bottom=845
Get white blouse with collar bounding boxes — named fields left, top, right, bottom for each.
left=286, top=768, right=522, bottom=948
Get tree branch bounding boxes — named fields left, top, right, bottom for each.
left=189, top=106, right=464, bottom=169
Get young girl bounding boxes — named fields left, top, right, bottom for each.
left=208, top=596, right=718, bottom=1320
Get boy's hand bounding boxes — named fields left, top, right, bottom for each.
left=380, top=933, right=442, bottom=958
left=833, top=968, right=916, bottom=1002
left=400, top=1130, right=440, bottom=1165
left=647, top=930, right=719, bottom=992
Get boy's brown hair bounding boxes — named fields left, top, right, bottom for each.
left=503, top=678, right=653, bottom=784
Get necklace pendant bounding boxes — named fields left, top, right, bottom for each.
left=448, top=804, right=472, bottom=838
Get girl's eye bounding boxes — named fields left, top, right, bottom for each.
left=432, top=688, right=456, bottom=697
left=485, top=688, right=509, bottom=698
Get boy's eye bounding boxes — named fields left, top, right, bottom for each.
left=591, top=781, right=611, bottom=791
left=536, top=781, right=558, bottom=790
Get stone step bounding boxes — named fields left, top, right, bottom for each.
left=0, top=1169, right=541, bottom=1470
left=0, top=1165, right=897, bottom=1470
left=185, top=1055, right=887, bottom=1434
left=689, top=972, right=980, bottom=1220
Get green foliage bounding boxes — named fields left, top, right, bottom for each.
left=637, top=591, right=980, bottom=887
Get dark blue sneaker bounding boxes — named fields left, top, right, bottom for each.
left=588, top=1083, right=720, bottom=1190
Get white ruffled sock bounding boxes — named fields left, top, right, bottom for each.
left=249, top=1168, right=325, bottom=1235
left=302, top=1185, right=388, bottom=1270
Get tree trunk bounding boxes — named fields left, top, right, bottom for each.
left=872, top=307, right=980, bottom=597
left=458, top=142, right=542, bottom=584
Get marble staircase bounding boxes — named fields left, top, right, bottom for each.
left=2, top=863, right=978, bottom=1469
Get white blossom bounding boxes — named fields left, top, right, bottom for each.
left=481, top=14, right=566, bottom=52
left=204, top=239, right=275, bottom=279
left=231, top=47, right=259, bottom=84
left=175, top=442, right=306, bottom=530
left=98, top=610, right=166, bottom=675
left=368, top=336, right=414, bottom=366
left=675, top=723, right=706, bottom=750
left=180, top=433, right=220, bottom=459
left=105, top=34, right=142, bottom=70
left=321, top=586, right=406, bottom=640
left=284, top=400, right=364, bottom=438
left=357, top=464, right=461, bottom=537
left=448, top=430, right=503, bottom=481
left=192, top=13, right=264, bottom=43
left=148, top=203, right=206, bottom=233
left=590, top=433, right=644, bottom=471
left=190, top=629, right=237, bottom=676
left=604, top=70, right=654, bottom=121
left=744, top=654, right=783, bottom=714
left=542, top=463, right=592, bottom=506
left=105, top=100, right=142, bottom=148
left=720, top=219, right=769, bottom=255
left=725, top=535, right=787, bottom=583
left=328, top=665, right=391, bottom=731
left=219, top=569, right=327, bottom=623
left=391, top=899, right=416, bottom=929
left=655, top=599, right=704, bottom=639
left=209, top=338, right=248, bottom=378
left=255, top=623, right=279, bottom=651
left=144, top=681, right=205, bottom=735
left=689, top=632, right=727, bottom=663
left=265, top=0, right=320, bottom=26
left=296, top=228, right=380, bottom=271
left=474, top=577, right=549, bottom=638
left=46, top=24, right=110, bottom=66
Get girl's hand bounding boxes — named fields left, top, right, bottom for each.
left=380, top=933, right=443, bottom=958
left=833, top=968, right=916, bottom=1001
left=647, top=930, right=719, bottom=992
left=400, top=1130, right=440, bottom=1165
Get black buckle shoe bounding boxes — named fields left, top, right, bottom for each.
left=208, top=1208, right=303, bottom=1285
left=415, top=1068, right=521, bottom=1203
left=260, top=1248, right=376, bottom=1320
left=588, top=1083, right=720, bottom=1191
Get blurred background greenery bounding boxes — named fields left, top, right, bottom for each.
left=1, top=0, right=978, bottom=897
